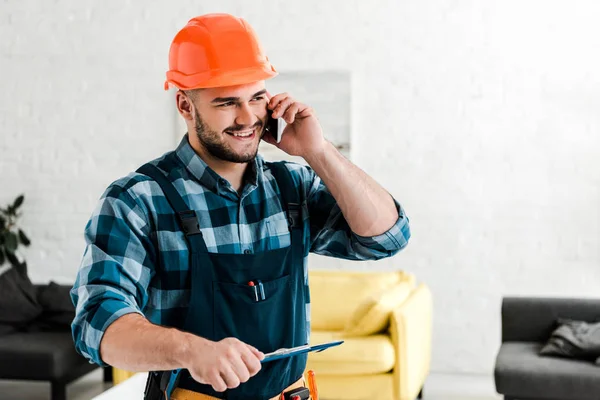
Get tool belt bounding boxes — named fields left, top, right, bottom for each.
left=144, top=371, right=313, bottom=400
left=170, top=376, right=308, bottom=400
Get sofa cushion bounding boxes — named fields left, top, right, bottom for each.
left=315, top=373, right=394, bottom=400
left=309, top=270, right=413, bottom=331
left=37, top=281, right=76, bottom=313
left=0, top=332, right=90, bottom=379
left=540, top=319, right=600, bottom=361
left=28, top=282, right=76, bottom=332
left=307, top=330, right=396, bottom=375
left=495, top=342, right=600, bottom=399
left=343, top=281, right=412, bottom=336
left=0, top=266, right=42, bottom=326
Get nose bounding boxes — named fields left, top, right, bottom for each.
left=235, top=102, right=259, bottom=128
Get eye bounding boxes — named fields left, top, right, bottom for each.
left=251, top=96, right=265, bottom=102
left=217, top=101, right=235, bottom=107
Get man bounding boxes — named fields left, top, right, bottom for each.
left=71, top=13, right=410, bottom=400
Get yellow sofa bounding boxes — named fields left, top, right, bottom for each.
left=113, top=270, right=432, bottom=400
left=306, top=270, right=432, bottom=400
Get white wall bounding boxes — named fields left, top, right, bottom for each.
left=1, top=0, right=599, bottom=375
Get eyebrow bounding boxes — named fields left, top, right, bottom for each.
left=211, top=89, right=267, bottom=104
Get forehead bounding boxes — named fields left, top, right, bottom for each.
left=200, top=81, right=266, bottom=100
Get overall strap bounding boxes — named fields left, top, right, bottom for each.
left=136, top=157, right=207, bottom=253
left=137, top=156, right=205, bottom=399
left=267, top=161, right=303, bottom=230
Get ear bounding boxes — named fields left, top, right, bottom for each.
left=176, top=90, right=194, bottom=121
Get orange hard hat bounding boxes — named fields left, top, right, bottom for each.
left=164, top=14, right=278, bottom=90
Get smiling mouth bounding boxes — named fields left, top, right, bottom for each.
left=225, top=129, right=256, bottom=140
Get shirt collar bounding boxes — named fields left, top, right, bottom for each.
left=174, top=134, right=264, bottom=195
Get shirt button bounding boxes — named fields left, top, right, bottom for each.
left=244, top=249, right=252, bottom=254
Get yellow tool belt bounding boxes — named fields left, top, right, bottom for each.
left=170, top=376, right=306, bottom=400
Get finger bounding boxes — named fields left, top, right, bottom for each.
left=268, top=92, right=290, bottom=110
left=220, top=364, right=241, bottom=389
left=272, top=97, right=294, bottom=118
left=245, top=343, right=265, bottom=360
left=265, top=90, right=273, bottom=101
left=228, top=341, right=252, bottom=382
left=282, top=102, right=301, bottom=124
left=188, top=370, right=209, bottom=385
left=229, top=353, right=251, bottom=383
left=296, top=105, right=314, bottom=118
left=209, top=371, right=228, bottom=393
left=241, top=346, right=263, bottom=376
left=268, top=92, right=288, bottom=109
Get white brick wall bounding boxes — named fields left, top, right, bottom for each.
left=2, top=0, right=599, bottom=375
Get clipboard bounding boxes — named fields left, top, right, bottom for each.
left=261, top=340, right=344, bottom=363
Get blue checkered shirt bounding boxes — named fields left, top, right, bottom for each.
left=71, top=135, right=411, bottom=366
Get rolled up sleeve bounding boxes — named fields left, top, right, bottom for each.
left=350, top=199, right=411, bottom=257
left=71, top=185, right=155, bottom=366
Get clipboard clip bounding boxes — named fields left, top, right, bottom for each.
left=265, top=344, right=311, bottom=358
left=262, top=341, right=344, bottom=363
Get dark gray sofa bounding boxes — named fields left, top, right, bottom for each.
left=0, top=267, right=111, bottom=400
left=495, top=297, right=600, bottom=400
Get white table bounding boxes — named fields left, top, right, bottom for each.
left=92, top=372, right=148, bottom=400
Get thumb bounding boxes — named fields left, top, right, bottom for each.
left=247, top=344, right=265, bottom=360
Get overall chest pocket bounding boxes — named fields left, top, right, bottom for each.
left=213, top=274, right=296, bottom=353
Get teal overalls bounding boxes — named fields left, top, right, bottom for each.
left=137, top=154, right=309, bottom=399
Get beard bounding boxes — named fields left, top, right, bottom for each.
left=193, top=109, right=264, bottom=164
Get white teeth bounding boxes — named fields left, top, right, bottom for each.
left=229, top=130, right=254, bottom=137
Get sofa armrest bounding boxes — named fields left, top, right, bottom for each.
left=389, top=283, right=432, bottom=400
left=501, top=297, right=600, bottom=343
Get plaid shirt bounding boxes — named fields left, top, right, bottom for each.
left=71, top=135, right=411, bottom=366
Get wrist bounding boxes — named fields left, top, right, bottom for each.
left=173, top=331, right=197, bottom=369
left=303, top=140, right=335, bottom=166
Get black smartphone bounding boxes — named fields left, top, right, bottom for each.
left=265, top=109, right=282, bottom=143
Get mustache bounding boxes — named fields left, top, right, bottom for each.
left=223, top=120, right=263, bottom=133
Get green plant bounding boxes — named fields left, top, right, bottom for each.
left=0, top=194, right=31, bottom=267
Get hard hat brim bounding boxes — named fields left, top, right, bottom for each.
left=165, top=64, right=278, bottom=90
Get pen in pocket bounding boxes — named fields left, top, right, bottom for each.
left=248, top=281, right=259, bottom=302
left=256, top=279, right=266, bottom=301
